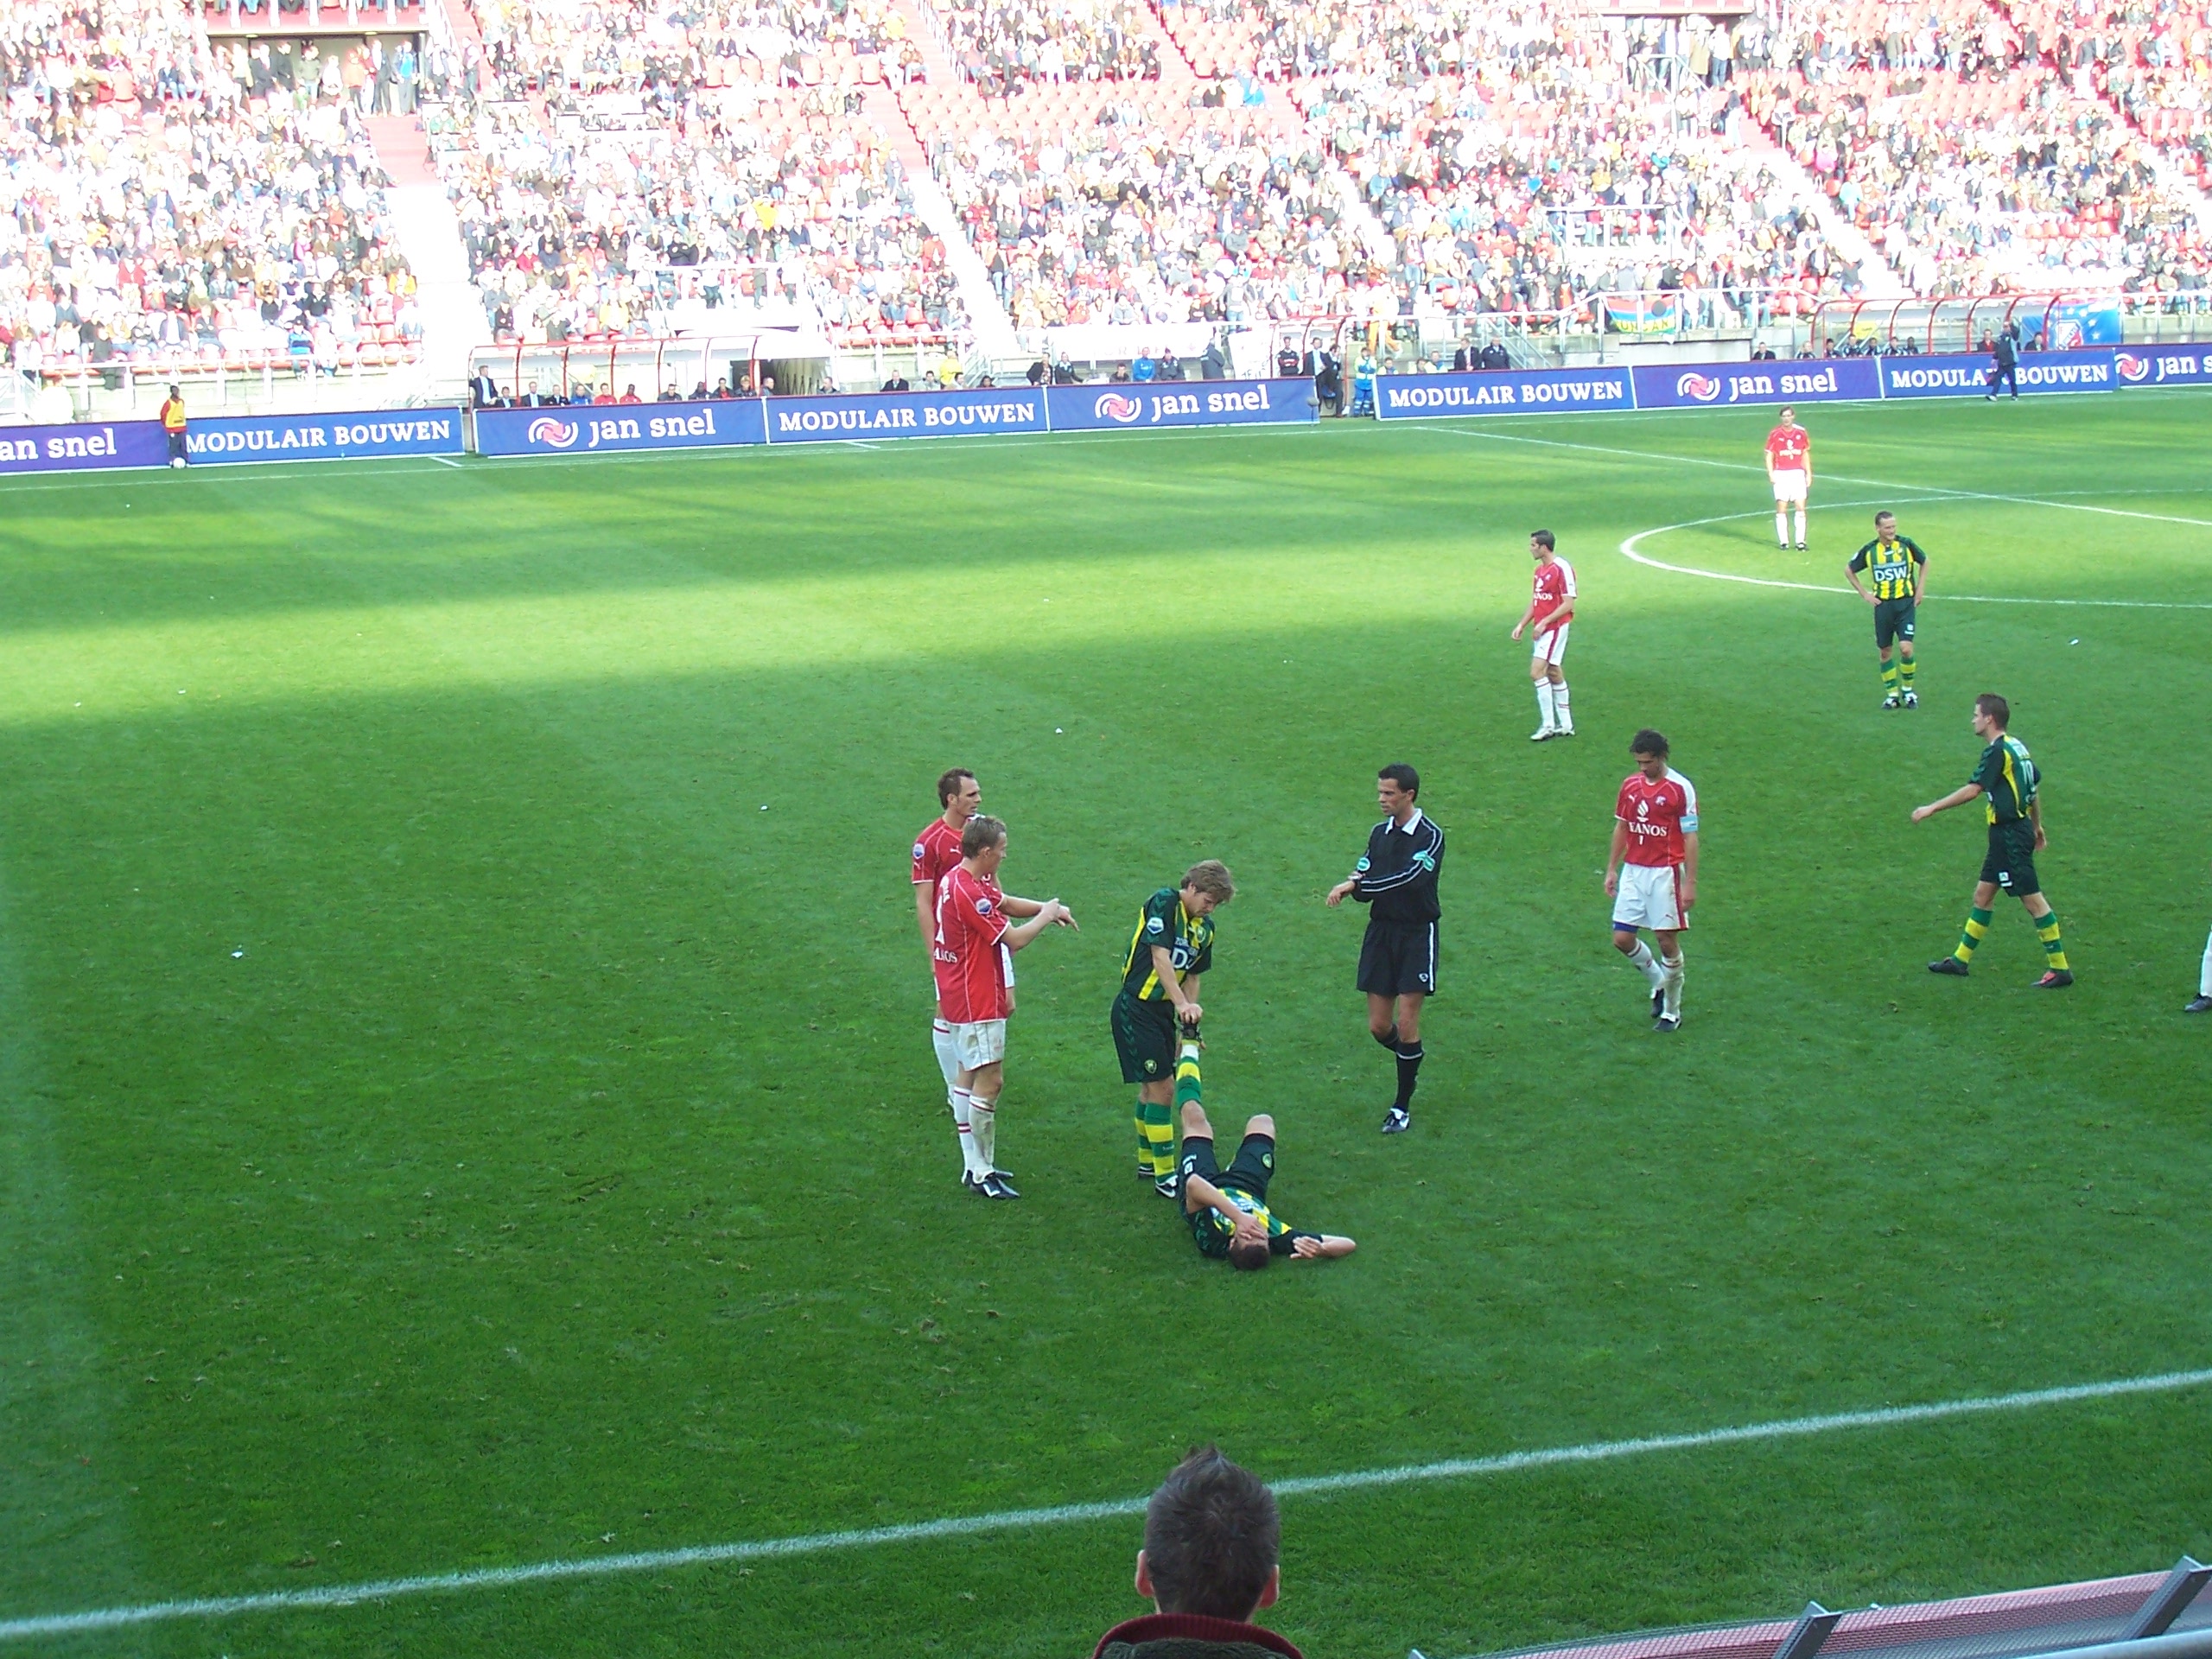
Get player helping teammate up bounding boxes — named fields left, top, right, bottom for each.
left=1113, top=863, right=1236, bottom=1197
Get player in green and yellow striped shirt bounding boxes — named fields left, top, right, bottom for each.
left=1846, top=511, right=1929, bottom=709
left=1112, top=861, right=1235, bottom=1195
left=1912, top=692, right=2072, bottom=988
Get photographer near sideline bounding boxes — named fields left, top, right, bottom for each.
left=1092, top=1446, right=1304, bottom=1659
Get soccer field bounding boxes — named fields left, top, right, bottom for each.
left=3, top=395, right=2211, bottom=1658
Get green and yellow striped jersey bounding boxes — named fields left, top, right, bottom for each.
left=1119, top=887, right=1213, bottom=1001
left=1849, top=533, right=1927, bottom=601
left=1971, top=734, right=2039, bottom=823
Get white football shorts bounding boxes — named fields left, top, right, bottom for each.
left=1612, top=861, right=1689, bottom=932
left=949, top=1019, right=1007, bottom=1068
left=1770, top=467, right=1808, bottom=505
left=1531, top=622, right=1570, bottom=665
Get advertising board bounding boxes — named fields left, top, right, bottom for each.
left=1630, top=359, right=1883, bottom=409
left=1878, top=349, right=2115, bottom=398
left=1374, top=368, right=1634, bottom=419
left=1043, top=378, right=1316, bottom=432
left=2111, top=346, right=2212, bottom=388
left=0, top=419, right=164, bottom=476
left=473, top=398, right=768, bottom=458
left=763, top=387, right=1045, bottom=444
left=185, top=409, right=464, bottom=464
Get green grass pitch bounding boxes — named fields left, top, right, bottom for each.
left=3, top=394, right=2211, bottom=1658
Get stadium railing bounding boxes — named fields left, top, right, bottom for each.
left=1441, top=1557, right=2212, bottom=1659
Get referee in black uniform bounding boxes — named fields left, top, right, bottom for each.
left=1326, top=764, right=1444, bottom=1135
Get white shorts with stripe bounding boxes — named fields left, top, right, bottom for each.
left=1770, top=468, right=1808, bottom=505
left=1611, top=861, right=1688, bottom=932
left=1531, top=622, right=1570, bottom=665
left=948, top=1019, right=1007, bottom=1069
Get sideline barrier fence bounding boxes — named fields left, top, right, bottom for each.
left=473, top=397, right=768, bottom=457
left=0, top=408, right=464, bottom=477
left=3, top=355, right=2205, bottom=477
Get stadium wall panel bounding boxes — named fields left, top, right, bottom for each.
left=1372, top=367, right=1634, bottom=419
left=2113, top=345, right=2212, bottom=388
left=1879, top=348, right=2116, bottom=399
left=473, top=397, right=768, bottom=457
left=761, top=386, right=1046, bottom=443
left=1630, top=359, right=1886, bottom=409
left=1043, top=377, right=1318, bottom=431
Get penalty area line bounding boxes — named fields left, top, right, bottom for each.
left=1622, top=509, right=2212, bottom=609
left=4, top=1366, right=2210, bottom=1643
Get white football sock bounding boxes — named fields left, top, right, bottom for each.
left=969, top=1096, right=997, bottom=1173
left=1662, top=955, right=1685, bottom=1018
left=1535, top=680, right=1556, bottom=730
left=1624, top=938, right=1668, bottom=988
left=931, top=1019, right=959, bottom=1088
left=1552, top=682, right=1571, bottom=730
left=2200, top=929, right=2212, bottom=996
left=1775, top=510, right=1789, bottom=545
left=950, top=1085, right=975, bottom=1169
left=1793, top=507, right=1808, bottom=544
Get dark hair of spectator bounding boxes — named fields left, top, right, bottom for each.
left=1377, top=763, right=1420, bottom=799
left=938, top=767, right=976, bottom=806
left=1142, top=1446, right=1280, bottom=1619
left=1630, top=729, right=1669, bottom=759
left=1974, top=693, right=2010, bottom=728
left=1530, top=529, right=1555, bottom=551
left=960, top=815, right=1007, bottom=859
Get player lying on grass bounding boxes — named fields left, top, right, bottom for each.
left=932, top=815, right=1077, bottom=1198
left=1912, top=693, right=2072, bottom=988
left=1177, top=1102, right=1356, bottom=1270
left=914, top=769, right=1074, bottom=1179
left=1114, top=861, right=1235, bottom=1197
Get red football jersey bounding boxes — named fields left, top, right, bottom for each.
left=934, top=866, right=1011, bottom=1022
left=1531, top=556, right=1576, bottom=626
left=1616, top=768, right=1700, bottom=868
left=912, top=815, right=963, bottom=895
left=1765, top=425, right=1810, bottom=467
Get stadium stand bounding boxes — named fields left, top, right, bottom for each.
left=0, top=1, right=421, bottom=395
left=4, top=0, right=2209, bottom=404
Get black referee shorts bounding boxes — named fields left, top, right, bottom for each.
left=1357, top=918, right=1436, bottom=998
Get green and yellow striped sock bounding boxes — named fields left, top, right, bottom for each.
left=2035, top=910, right=2069, bottom=971
left=1955, top=906, right=1993, bottom=963
left=1898, top=656, right=1916, bottom=691
left=1138, top=1100, right=1175, bottom=1178
left=1881, top=658, right=1900, bottom=696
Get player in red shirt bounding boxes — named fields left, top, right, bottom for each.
left=1603, top=729, right=1700, bottom=1032
left=1765, top=406, right=1812, bottom=551
left=932, top=815, right=1075, bottom=1199
left=913, top=769, right=1069, bottom=1181
left=1510, top=529, right=1577, bottom=741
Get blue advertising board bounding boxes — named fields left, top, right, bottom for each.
left=474, top=397, right=767, bottom=458
left=1374, top=367, right=1634, bottom=419
left=1879, top=349, right=2115, bottom=399
left=185, top=408, right=464, bottom=464
left=2113, top=345, right=2212, bottom=389
left=1044, top=378, right=1316, bottom=431
left=0, top=418, right=165, bottom=476
left=764, top=386, right=1044, bottom=443
left=1631, top=359, right=1882, bottom=409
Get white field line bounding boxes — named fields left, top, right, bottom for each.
left=1405, top=423, right=2212, bottom=530
left=1621, top=508, right=2212, bottom=609
left=4, top=1365, right=2209, bottom=1643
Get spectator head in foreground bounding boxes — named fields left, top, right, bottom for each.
left=1092, top=1446, right=1301, bottom=1659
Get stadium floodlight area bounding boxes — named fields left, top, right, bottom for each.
left=1454, top=1560, right=2212, bottom=1659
